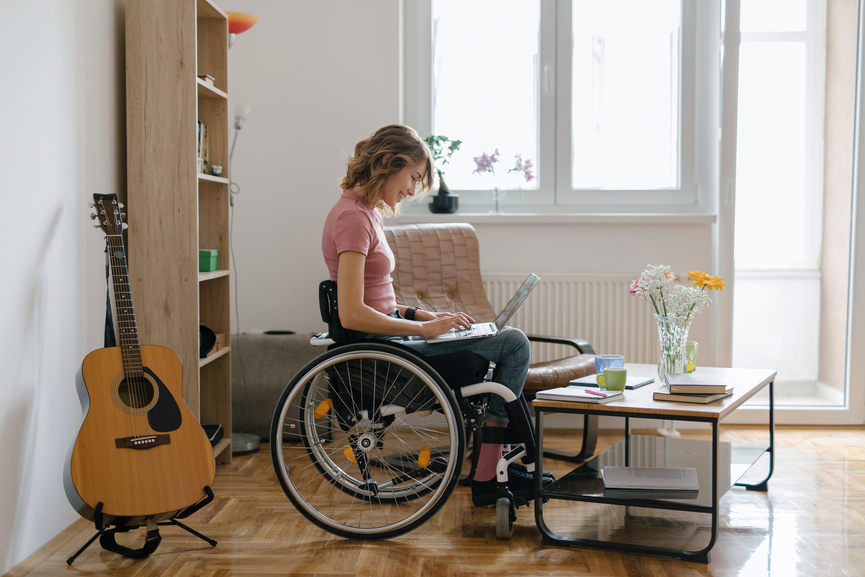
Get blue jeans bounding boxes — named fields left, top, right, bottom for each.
left=356, top=320, right=531, bottom=423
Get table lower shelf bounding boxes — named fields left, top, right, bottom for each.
left=541, top=435, right=769, bottom=510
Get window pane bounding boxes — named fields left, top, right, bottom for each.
left=432, top=0, right=539, bottom=191
left=571, top=0, right=680, bottom=190
left=740, top=0, right=806, bottom=32
left=734, top=43, right=807, bottom=269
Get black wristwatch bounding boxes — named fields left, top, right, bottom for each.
left=404, top=306, right=422, bottom=321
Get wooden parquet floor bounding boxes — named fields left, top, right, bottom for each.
left=7, top=425, right=865, bottom=577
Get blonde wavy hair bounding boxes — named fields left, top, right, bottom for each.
left=340, top=124, right=433, bottom=215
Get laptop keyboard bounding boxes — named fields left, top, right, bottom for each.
left=456, top=322, right=496, bottom=338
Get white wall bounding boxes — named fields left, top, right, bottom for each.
left=0, top=0, right=124, bottom=572
left=226, top=0, right=403, bottom=334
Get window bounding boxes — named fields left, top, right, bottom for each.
left=403, top=0, right=716, bottom=213
left=733, top=0, right=823, bottom=271
left=430, top=0, right=541, bottom=194
left=570, top=0, right=680, bottom=190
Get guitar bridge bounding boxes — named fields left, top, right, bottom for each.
left=115, top=434, right=171, bottom=450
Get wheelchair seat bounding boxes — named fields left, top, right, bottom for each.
left=270, top=281, right=542, bottom=539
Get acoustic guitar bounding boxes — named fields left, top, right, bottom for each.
left=64, top=193, right=216, bottom=526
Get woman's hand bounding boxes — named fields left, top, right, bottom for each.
left=415, top=311, right=476, bottom=339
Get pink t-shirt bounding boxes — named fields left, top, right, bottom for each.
left=322, top=190, right=397, bottom=315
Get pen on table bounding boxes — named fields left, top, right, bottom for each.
left=584, top=389, right=608, bottom=397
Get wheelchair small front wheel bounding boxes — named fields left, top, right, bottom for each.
left=271, top=342, right=466, bottom=539
left=495, top=497, right=515, bottom=539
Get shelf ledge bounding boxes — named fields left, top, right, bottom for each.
left=196, top=77, right=228, bottom=99
left=200, top=345, right=230, bottom=368
left=198, top=173, right=229, bottom=184
left=199, top=270, right=229, bottom=282
left=212, top=437, right=231, bottom=459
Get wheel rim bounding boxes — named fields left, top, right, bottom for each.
left=273, top=349, right=462, bottom=536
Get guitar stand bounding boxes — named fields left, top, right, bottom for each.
left=67, top=486, right=216, bottom=565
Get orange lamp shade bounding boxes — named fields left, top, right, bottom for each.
left=227, top=12, right=259, bottom=35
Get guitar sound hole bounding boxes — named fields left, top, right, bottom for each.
left=117, top=377, right=155, bottom=409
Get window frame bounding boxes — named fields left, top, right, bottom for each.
left=402, top=0, right=718, bottom=215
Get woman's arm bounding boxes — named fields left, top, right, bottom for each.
left=337, top=251, right=473, bottom=338
left=397, top=307, right=474, bottom=325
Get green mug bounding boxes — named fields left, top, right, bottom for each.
left=596, top=367, right=627, bottom=391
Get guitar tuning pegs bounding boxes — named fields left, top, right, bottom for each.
left=118, top=203, right=125, bottom=209
left=88, top=203, right=95, bottom=208
left=122, top=223, right=129, bottom=230
left=121, top=213, right=126, bottom=219
left=90, top=213, right=97, bottom=220
left=93, top=224, right=100, bottom=229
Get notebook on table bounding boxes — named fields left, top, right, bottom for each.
left=425, top=273, right=540, bottom=343
left=535, top=387, right=623, bottom=404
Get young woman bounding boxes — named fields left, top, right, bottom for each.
left=321, top=124, right=538, bottom=506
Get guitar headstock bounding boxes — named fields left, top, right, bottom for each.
left=91, top=193, right=127, bottom=236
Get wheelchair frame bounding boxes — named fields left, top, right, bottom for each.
left=269, top=281, right=541, bottom=539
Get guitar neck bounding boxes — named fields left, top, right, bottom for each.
left=107, top=233, right=143, bottom=379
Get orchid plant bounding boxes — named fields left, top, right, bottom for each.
left=629, top=264, right=724, bottom=321
left=472, top=148, right=535, bottom=211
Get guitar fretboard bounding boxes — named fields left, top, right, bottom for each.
left=107, top=234, right=143, bottom=380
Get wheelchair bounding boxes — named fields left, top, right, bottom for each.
left=270, top=281, right=545, bottom=539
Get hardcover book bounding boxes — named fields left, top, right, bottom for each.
left=653, top=389, right=733, bottom=404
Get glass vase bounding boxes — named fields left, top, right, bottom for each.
left=654, top=313, right=693, bottom=384
left=490, top=186, right=505, bottom=213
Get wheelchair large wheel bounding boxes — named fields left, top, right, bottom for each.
left=271, top=342, right=465, bottom=539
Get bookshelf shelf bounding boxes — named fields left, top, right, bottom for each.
left=200, top=345, right=230, bottom=367
left=198, top=173, right=229, bottom=184
left=199, top=270, right=230, bottom=282
left=197, top=77, right=228, bottom=100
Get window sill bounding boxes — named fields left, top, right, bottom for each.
left=394, top=212, right=718, bottom=225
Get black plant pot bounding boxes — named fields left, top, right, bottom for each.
left=429, top=177, right=459, bottom=214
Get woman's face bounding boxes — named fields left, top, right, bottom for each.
left=381, top=160, right=426, bottom=209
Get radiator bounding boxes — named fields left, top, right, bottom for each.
left=482, top=273, right=659, bottom=365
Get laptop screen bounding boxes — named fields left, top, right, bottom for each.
left=493, top=273, right=541, bottom=330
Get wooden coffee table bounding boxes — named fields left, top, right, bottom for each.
left=532, top=364, right=776, bottom=563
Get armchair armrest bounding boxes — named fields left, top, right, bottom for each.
left=525, top=334, right=596, bottom=355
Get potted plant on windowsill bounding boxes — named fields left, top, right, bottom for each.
left=424, top=135, right=462, bottom=214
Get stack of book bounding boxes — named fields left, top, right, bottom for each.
left=602, top=466, right=699, bottom=499
left=653, top=373, right=734, bottom=404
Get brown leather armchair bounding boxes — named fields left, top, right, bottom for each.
left=384, top=223, right=598, bottom=464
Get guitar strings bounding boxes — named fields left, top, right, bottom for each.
left=105, top=199, right=146, bottom=440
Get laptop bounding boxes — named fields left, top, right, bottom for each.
left=425, top=273, right=540, bottom=343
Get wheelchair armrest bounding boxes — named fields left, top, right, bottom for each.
left=310, top=333, right=334, bottom=347
left=525, top=334, right=596, bottom=355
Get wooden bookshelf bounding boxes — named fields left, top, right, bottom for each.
left=126, top=0, right=232, bottom=463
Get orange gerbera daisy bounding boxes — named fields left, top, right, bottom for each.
left=703, top=276, right=725, bottom=291
left=687, top=271, right=710, bottom=287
